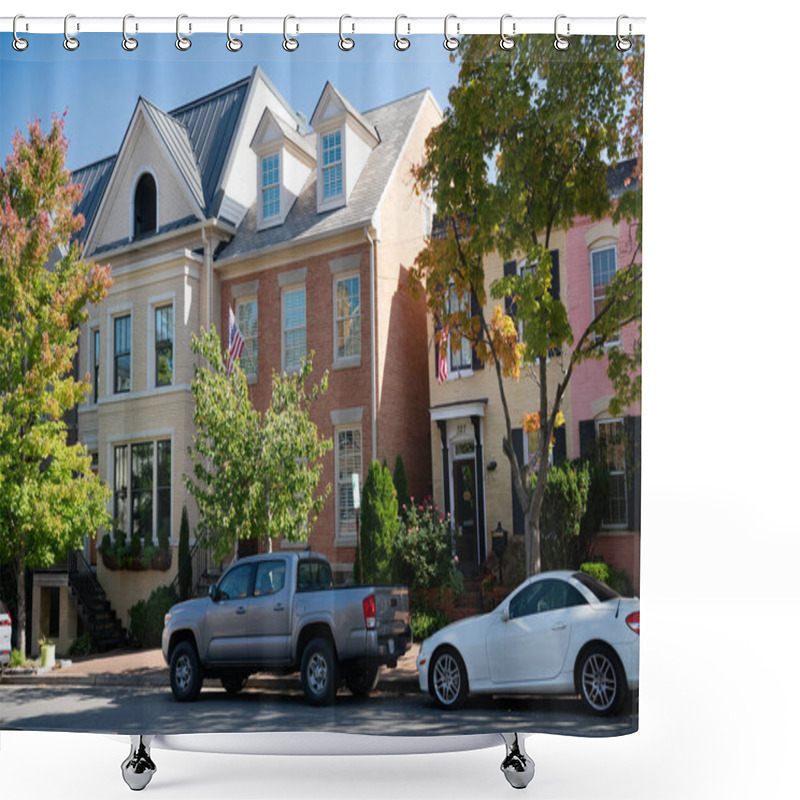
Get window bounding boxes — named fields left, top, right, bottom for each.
left=217, top=563, right=255, bottom=600
left=591, top=245, right=620, bottom=345
left=334, top=275, right=360, bottom=362
left=113, top=445, right=128, bottom=535
left=114, top=315, right=131, bottom=393
left=236, top=298, right=258, bottom=377
left=336, top=427, right=362, bottom=540
left=156, top=441, right=171, bottom=545
left=283, top=287, right=306, bottom=373
left=524, top=428, right=553, bottom=471
left=91, top=328, right=100, bottom=403
left=154, top=305, right=173, bottom=387
left=253, top=561, right=287, bottom=597
left=133, top=173, right=157, bottom=237
left=509, top=579, right=587, bottom=620
left=261, top=154, right=280, bottom=219
left=322, top=130, right=343, bottom=200
left=597, top=419, right=628, bottom=526
left=297, top=560, right=334, bottom=592
left=131, top=443, right=154, bottom=544
left=446, top=286, right=471, bottom=373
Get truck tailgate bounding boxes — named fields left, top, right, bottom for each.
left=374, top=587, right=410, bottom=638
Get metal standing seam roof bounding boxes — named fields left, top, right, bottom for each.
left=70, top=155, right=117, bottom=244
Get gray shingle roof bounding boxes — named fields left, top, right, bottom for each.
left=217, top=89, right=429, bottom=263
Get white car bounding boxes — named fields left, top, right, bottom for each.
left=0, top=600, right=12, bottom=667
left=417, top=570, right=639, bottom=716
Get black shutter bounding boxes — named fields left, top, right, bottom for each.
left=470, top=291, right=484, bottom=370
left=578, top=420, right=596, bottom=460
left=511, top=428, right=525, bottom=536
left=624, top=415, right=641, bottom=532
left=549, top=250, right=560, bottom=300
left=503, top=260, right=518, bottom=318
left=553, top=426, right=567, bottom=464
left=433, top=318, right=441, bottom=381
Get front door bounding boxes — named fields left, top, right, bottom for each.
left=453, top=457, right=479, bottom=577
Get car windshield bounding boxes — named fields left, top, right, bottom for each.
left=572, top=572, right=619, bottom=602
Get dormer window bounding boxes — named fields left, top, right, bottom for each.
left=261, top=154, right=280, bottom=220
left=321, top=130, right=343, bottom=200
left=133, top=172, right=157, bottom=238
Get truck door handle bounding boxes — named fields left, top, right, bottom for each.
left=273, top=604, right=285, bottom=612
left=551, top=622, right=566, bottom=631
left=236, top=607, right=246, bottom=615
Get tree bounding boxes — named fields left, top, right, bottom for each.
left=410, top=35, right=643, bottom=577
left=185, top=328, right=331, bottom=562
left=178, top=505, right=192, bottom=601
left=357, top=460, right=398, bottom=584
left=0, top=114, right=112, bottom=655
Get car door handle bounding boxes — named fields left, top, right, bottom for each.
left=273, top=604, right=285, bottom=612
left=551, top=622, right=566, bottom=631
left=236, top=607, right=246, bottom=615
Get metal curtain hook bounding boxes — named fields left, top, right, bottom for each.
left=12, top=15, right=29, bottom=51
left=122, top=14, right=138, bottom=51
left=283, top=15, right=299, bottom=51
left=616, top=15, right=632, bottom=51
left=63, top=14, right=79, bottom=51
left=339, top=15, right=354, bottom=51
left=176, top=14, right=191, bottom=51
left=227, top=15, right=243, bottom=51
left=554, top=14, right=570, bottom=51
left=444, top=14, right=459, bottom=51
left=394, top=15, right=410, bottom=51
left=499, top=14, right=515, bottom=50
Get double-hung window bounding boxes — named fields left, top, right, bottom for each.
left=591, top=245, right=621, bottom=345
left=446, top=286, right=471, bottom=374
left=597, top=419, right=627, bottom=526
left=261, top=154, right=280, bottom=220
left=336, top=427, right=362, bottom=541
left=283, top=287, right=306, bottom=373
left=114, top=314, right=131, bottom=394
left=322, top=130, right=343, bottom=200
left=154, top=304, right=173, bottom=387
left=334, top=275, right=360, bottom=363
left=237, top=298, right=258, bottom=378
left=131, top=443, right=154, bottom=544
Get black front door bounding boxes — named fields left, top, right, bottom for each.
left=452, top=458, right=479, bottom=577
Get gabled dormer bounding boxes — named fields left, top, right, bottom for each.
left=310, top=82, right=380, bottom=214
left=250, top=108, right=316, bottom=230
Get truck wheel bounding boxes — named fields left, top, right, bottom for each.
left=301, top=637, right=338, bottom=706
left=170, top=641, right=203, bottom=702
left=221, top=673, right=248, bottom=695
left=345, top=664, right=381, bottom=698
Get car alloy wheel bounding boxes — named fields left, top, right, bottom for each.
left=430, top=646, right=468, bottom=710
left=578, top=646, right=625, bottom=716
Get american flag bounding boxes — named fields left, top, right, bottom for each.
left=226, top=306, right=245, bottom=375
left=437, top=327, right=449, bottom=385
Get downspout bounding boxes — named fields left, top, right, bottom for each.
left=365, top=226, right=377, bottom=462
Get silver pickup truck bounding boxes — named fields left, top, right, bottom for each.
left=162, top=551, right=411, bottom=705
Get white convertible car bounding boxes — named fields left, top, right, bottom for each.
left=417, top=570, right=639, bottom=715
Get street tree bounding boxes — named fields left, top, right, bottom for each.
left=185, top=328, right=331, bottom=562
left=0, top=114, right=112, bottom=655
left=410, top=35, right=643, bottom=577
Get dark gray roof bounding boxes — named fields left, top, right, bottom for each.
left=607, top=158, right=639, bottom=198
left=217, top=89, right=429, bottom=263
left=70, top=156, right=116, bottom=244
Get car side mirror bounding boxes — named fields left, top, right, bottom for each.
left=501, top=606, right=510, bottom=622
left=209, top=585, right=219, bottom=602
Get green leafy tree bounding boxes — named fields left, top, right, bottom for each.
left=539, top=460, right=591, bottom=571
left=0, top=113, right=112, bottom=656
left=185, top=328, right=331, bottom=562
left=357, top=460, right=398, bottom=584
left=392, top=454, right=411, bottom=518
left=410, top=35, right=643, bottom=577
left=178, top=505, right=192, bottom=601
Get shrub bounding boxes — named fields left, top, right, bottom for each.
left=357, top=460, right=398, bottom=584
left=539, top=460, right=591, bottom=571
left=8, top=649, right=31, bottom=669
left=579, top=562, right=634, bottom=596
left=68, top=632, right=97, bottom=657
left=410, top=605, right=449, bottom=641
left=129, top=585, right=179, bottom=648
left=178, top=506, right=192, bottom=601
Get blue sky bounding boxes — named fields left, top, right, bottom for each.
left=0, top=33, right=459, bottom=170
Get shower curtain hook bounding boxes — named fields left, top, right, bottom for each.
left=63, top=14, right=79, bottom=51
left=227, top=15, right=243, bottom=51
left=394, top=15, right=410, bottom=51
left=12, top=15, right=29, bottom=51
left=554, top=14, right=570, bottom=51
left=339, top=15, right=355, bottom=51
left=444, top=14, right=459, bottom=51
left=176, top=14, right=192, bottom=51
left=499, top=14, right=515, bottom=50
left=122, top=15, right=138, bottom=51
left=283, top=15, right=299, bottom=51
left=616, top=15, right=632, bottom=51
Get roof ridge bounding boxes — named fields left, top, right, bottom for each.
left=169, top=75, right=251, bottom=116
left=71, top=153, right=117, bottom=175
left=362, top=87, right=429, bottom=116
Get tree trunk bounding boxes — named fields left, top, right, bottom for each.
left=525, top=513, right=541, bottom=577
left=16, top=557, right=27, bottom=658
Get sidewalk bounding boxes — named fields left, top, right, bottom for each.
left=0, top=642, right=421, bottom=693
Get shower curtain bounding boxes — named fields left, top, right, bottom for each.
left=0, top=20, right=643, bottom=747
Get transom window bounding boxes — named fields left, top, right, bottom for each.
left=336, top=427, right=362, bottom=540
left=597, top=419, right=627, bottom=526
left=261, top=154, right=280, bottom=219
left=335, top=275, right=360, bottom=361
left=237, top=298, right=258, bottom=377
left=155, top=304, right=173, bottom=387
left=283, top=287, right=306, bottom=373
left=322, top=130, right=343, bottom=200
left=114, top=314, right=131, bottom=394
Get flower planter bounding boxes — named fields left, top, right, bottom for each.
left=102, top=549, right=172, bottom=572
left=40, top=643, right=56, bottom=668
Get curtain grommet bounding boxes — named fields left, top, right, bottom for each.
left=122, top=14, right=138, bottom=51
left=283, top=15, right=299, bottom=52
left=616, top=15, right=632, bottom=51
left=554, top=14, right=570, bottom=51
left=227, top=15, right=243, bottom=52
left=339, top=15, right=355, bottom=51
left=444, top=14, right=459, bottom=51
left=12, top=15, right=29, bottom=51
left=394, top=15, right=410, bottom=51
left=499, top=14, right=515, bottom=51
left=176, top=14, right=192, bottom=51
left=64, top=14, right=79, bottom=51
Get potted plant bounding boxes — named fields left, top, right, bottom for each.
left=39, top=636, right=56, bottom=668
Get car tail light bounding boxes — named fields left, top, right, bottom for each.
left=625, top=611, right=640, bottom=634
left=363, top=594, right=376, bottom=630
left=0, top=602, right=10, bottom=625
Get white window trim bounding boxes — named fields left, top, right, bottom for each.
left=589, top=241, right=622, bottom=348
left=129, top=166, right=159, bottom=242
left=444, top=284, right=473, bottom=380
left=317, top=127, right=346, bottom=212
left=258, top=150, right=282, bottom=229
left=332, top=271, right=361, bottom=369
left=147, top=292, right=177, bottom=391
left=596, top=417, right=628, bottom=530
left=107, top=303, right=134, bottom=397
left=235, top=295, right=259, bottom=383
left=334, top=424, right=362, bottom=546
left=281, top=283, right=306, bottom=375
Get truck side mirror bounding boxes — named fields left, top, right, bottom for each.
left=501, top=606, right=510, bottom=622
left=209, top=585, right=219, bottom=602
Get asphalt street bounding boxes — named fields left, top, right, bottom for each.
left=0, top=684, right=637, bottom=738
